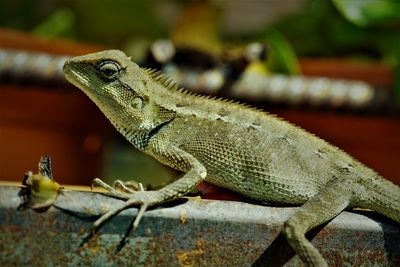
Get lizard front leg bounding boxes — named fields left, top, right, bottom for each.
left=282, top=178, right=353, bottom=267
left=91, top=145, right=206, bottom=233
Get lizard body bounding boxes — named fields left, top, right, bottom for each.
left=63, top=50, right=400, bottom=267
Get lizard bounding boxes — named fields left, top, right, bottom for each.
left=63, top=50, right=400, bottom=267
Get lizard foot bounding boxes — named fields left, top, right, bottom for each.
left=113, top=179, right=145, bottom=193
left=91, top=178, right=145, bottom=200
left=91, top=190, right=158, bottom=234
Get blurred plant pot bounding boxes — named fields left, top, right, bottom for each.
left=0, top=28, right=110, bottom=185
left=0, top=85, right=112, bottom=185
left=299, top=58, right=393, bottom=88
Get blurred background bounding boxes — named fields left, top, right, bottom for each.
left=0, top=0, right=399, bottom=188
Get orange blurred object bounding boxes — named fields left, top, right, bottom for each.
left=0, top=29, right=109, bottom=185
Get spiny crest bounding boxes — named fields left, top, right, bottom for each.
left=142, top=67, right=203, bottom=99
left=143, top=68, right=178, bottom=91
left=203, top=93, right=265, bottom=114
left=141, top=67, right=264, bottom=115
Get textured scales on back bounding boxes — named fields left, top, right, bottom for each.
left=63, top=50, right=400, bottom=267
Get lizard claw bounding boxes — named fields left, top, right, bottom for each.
left=91, top=178, right=115, bottom=192
left=133, top=203, right=149, bottom=229
left=113, top=180, right=145, bottom=194
left=91, top=191, right=155, bottom=234
left=92, top=198, right=139, bottom=233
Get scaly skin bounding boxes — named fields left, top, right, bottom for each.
left=63, top=50, right=400, bottom=267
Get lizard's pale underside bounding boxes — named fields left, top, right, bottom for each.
left=63, top=50, right=400, bottom=267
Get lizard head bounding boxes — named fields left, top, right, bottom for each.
left=63, top=50, right=175, bottom=148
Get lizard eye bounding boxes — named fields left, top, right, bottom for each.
left=98, top=61, right=120, bottom=80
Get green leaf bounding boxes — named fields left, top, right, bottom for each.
left=32, top=8, right=75, bottom=38
left=332, top=0, right=400, bottom=27
left=265, top=30, right=301, bottom=75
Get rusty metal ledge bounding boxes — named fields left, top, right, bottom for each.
left=0, top=185, right=399, bottom=266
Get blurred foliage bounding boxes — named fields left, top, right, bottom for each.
left=1, top=0, right=398, bottom=62
left=0, top=1, right=40, bottom=31
left=72, top=0, right=164, bottom=46
left=266, top=0, right=400, bottom=60
left=264, top=30, right=301, bottom=75
left=33, top=8, right=76, bottom=39
left=330, top=0, right=400, bottom=101
left=0, top=0, right=165, bottom=46
left=263, top=0, right=400, bottom=100
left=332, top=0, right=400, bottom=27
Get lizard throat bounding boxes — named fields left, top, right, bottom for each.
left=147, top=117, right=175, bottom=141
left=117, top=118, right=174, bottom=150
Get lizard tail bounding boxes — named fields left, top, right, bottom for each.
left=357, top=175, right=400, bottom=223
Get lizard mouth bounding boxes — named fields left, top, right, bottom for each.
left=63, top=62, right=89, bottom=88
left=62, top=60, right=75, bottom=77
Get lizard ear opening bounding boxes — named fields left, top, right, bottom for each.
left=98, top=61, right=121, bottom=81
left=130, top=96, right=144, bottom=110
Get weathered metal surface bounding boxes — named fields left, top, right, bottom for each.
left=0, top=185, right=399, bottom=266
